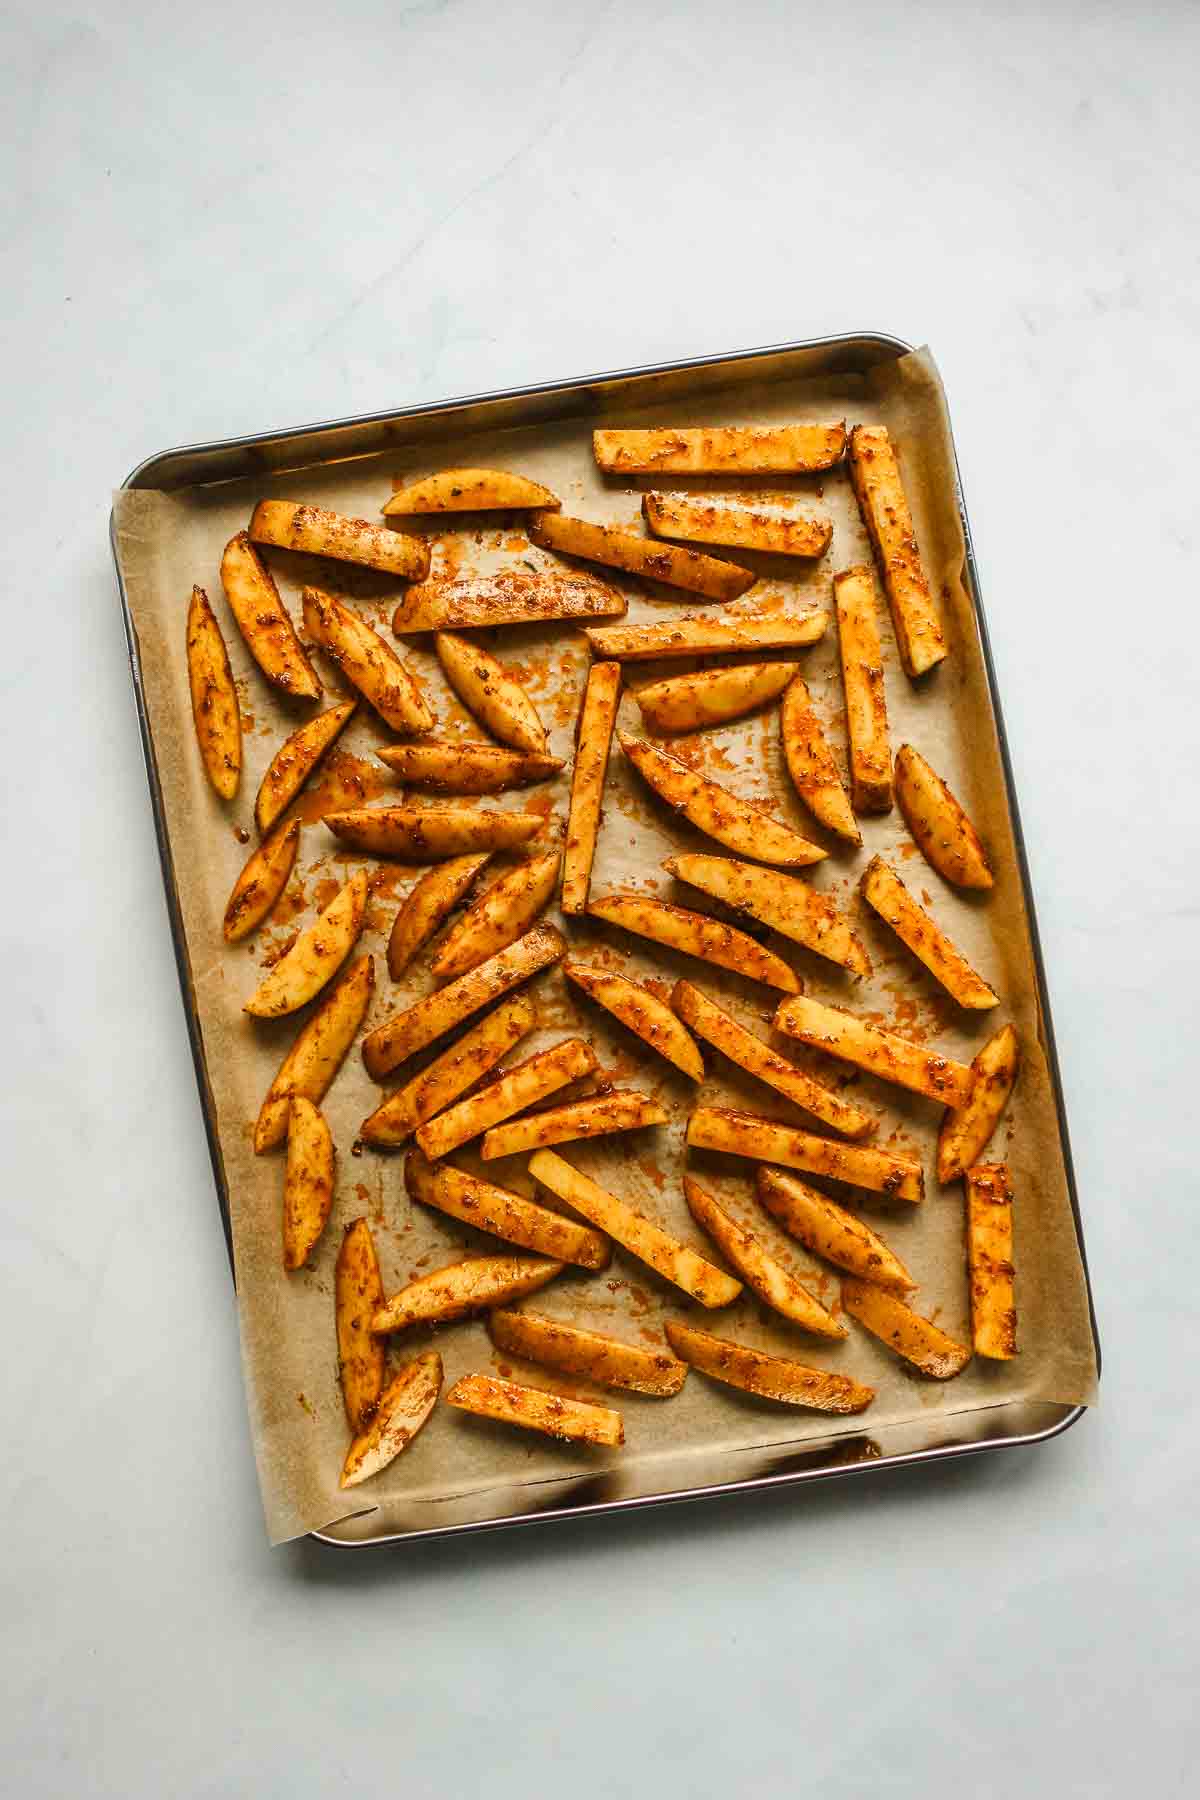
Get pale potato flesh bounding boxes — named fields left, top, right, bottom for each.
left=282, top=1097, right=335, bottom=1270
left=847, top=426, right=947, bottom=678
left=244, top=870, right=367, bottom=1018
left=436, top=630, right=549, bottom=753
left=393, top=570, right=624, bottom=632
left=335, top=1218, right=386, bottom=1433
left=186, top=584, right=242, bottom=798
left=405, top=1148, right=609, bottom=1269
left=254, top=699, right=356, bottom=836
left=840, top=1278, right=972, bottom=1379
left=445, top=1372, right=624, bottom=1447
left=249, top=498, right=430, bottom=580
left=387, top=854, right=490, bottom=980
left=561, top=660, right=621, bottom=916
left=861, top=855, right=997, bottom=1008
left=937, top=1023, right=1020, bottom=1183
left=620, top=733, right=826, bottom=868
left=528, top=511, right=755, bottom=603
left=779, top=675, right=860, bottom=844
left=223, top=818, right=300, bottom=944
left=489, top=1309, right=687, bottom=1397
left=415, top=1036, right=597, bottom=1160
left=593, top=424, right=847, bottom=474
left=588, top=893, right=799, bottom=993
left=665, top=852, right=870, bottom=977
left=643, top=492, right=832, bottom=557
left=664, top=1320, right=874, bottom=1413
left=376, top=741, right=562, bottom=793
left=360, top=994, right=535, bottom=1148
left=687, top=1105, right=925, bottom=1202
left=774, top=994, right=975, bottom=1106
left=254, top=954, right=375, bottom=1152
left=481, top=1091, right=668, bottom=1161
left=431, top=851, right=561, bottom=980
left=633, top=662, right=796, bottom=734
left=220, top=534, right=321, bottom=700
left=834, top=566, right=892, bottom=814
left=563, top=960, right=704, bottom=1081
left=301, top=586, right=432, bottom=732
left=324, top=805, right=543, bottom=860
left=756, top=1167, right=915, bottom=1292
left=339, top=1352, right=442, bottom=1489
left=383, top=467, right=560, bottom=514
left=894, top=744, right=994, bottom=889
left=965, top=1162, right=1017, bottom=1359
left=585, top=612, right=829, bottom=662
left=684, top=1178, right=845, bottom=1338
left=372, top=1255, right=564, bottom=1334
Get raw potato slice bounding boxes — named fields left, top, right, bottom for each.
left=835, top=566, right=892, bottom=814
left=415, top=1037, right=597, bottom=1160
left=643, top=492, right=832, bottom=557
left=371, top=1255, right=564, bottom=1334
left=563, top=961, right=704, bottom=1081
left=387, top=854, right=490, bottom=980
left=664, top=1321, right=874, bottom=1413
left=561, top=659, right=621, bottom=916
left=282, top=1097, right=335, bottom=1270
left=393, top=570, right=624, bottom=633
left=671, top=981, right=874, bottom=1140
left=780, top=676, right=860, bottom=844
left=687, top=1106, right=925, bottom=1202
left=586, top=613, right=829, bottom=663
left=360, top=994, right=534, bottom=1147
left=774, top=994, right=974, bottom=1106
left=528, top=511, right=755, bottom=603
left=244, top=870, right=367, bottom=1019
left=335, top=1219, right=386, bottom=1432
left=301, top=586, right=432, bottom=733
left=684, top=1178, right=845, bottom=1339
left=619, top=733, right=826, bottom=867
left=436, top=630, right=548, bottom=754
left=594, top=424, right=847, bottom=474
left=895, top=744, right=994, bottom=889
left=481, top=1091, right=668, bottom=1161
left=186, top=585, right=242, bottom=798
left=339, top=1352, right=442, bottom=1489
left=937, top=1023, right=1021, bottom=1183
left=254, top=954, right=375, bottom=1152
left=489, top=1310, right=688, bottom=1397
left=588, top=894, right=799, bottom=993
left=965, top=1162, right=1017, bottom=1359
left=756, top=1167, right=915, bottom=1292
left=248, top=499, right=430, bottom=580
left=220, top=534, right=321, bottom=700
left=405, top=1149, right=609, bottom=1269
left=431, top=851, right=561, bottom=980
left=861, top=856, right=997, bottom=1008
left=529, top=1150, right=743, bottom=1308
left=376, top=741, right=562, bottom=793
left=445, top=1373, right=624, bottom=1447
left=324, top=805, right=543, bottom=860
left=254, top=699, right=357, bottom=836
left=383, top=467, right=560, bottom=514
left=847, top=425, right=947, bottom=678
left=634, top=662, right=796, bottom=734
left=840, top=1278, right=972, bottom=1379
left=665, top=852, right=871, bottom=977
left=223, top=819, right=300, bottom=944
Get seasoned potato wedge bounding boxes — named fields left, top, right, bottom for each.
left=528, top=511, right=754, bottom=603
left=335, top=1218, right=386, bottom=1433
left=665, top=852, right=870, bottom=977
left=965, top=1162, right=1017, bottom=1359
left=360, top=994, right=534, bottom=1148
left=301, top=586, right=432, bottom=733
left=489, top=1310, right=687, bottom=1397
left=840, top=1278, right=972, bottom=1379
left=643, top=492, right=832, bottom=557
left=186, top=584, right=242, bottom=798
left=282, top=1097, right=335, bottom=1270
left=619, top=733, right=825, bottom=868
left=244, top=870, right=366, bottom=1018
left=780, top=675, right=860, bottom=844
left=325, top=805, right=543, bottom=860
left=436, top=630, right=548, bottom=754
left=416, top=1036, right=597, bottom=1160
left=405, top=1148, right=609, bottom=1268
left=481, top=1091, right=668, bottom=1161
left=561, top=660, right=621, bottom=916
left=835, top=566, right=892, bottom=814
left=223, top=818, right=300, bottom=944
left=585, top=612, right=829, bottom=662
left=249, top=498, right=430, bottom=580
left=664, top=1321, right=874, bottom=1413
left=774, top=995, right=974, bottom=1105
left=372, top=1255, right=563, bottom=1334
left=387, top=854, right=490, bottom=980
left=220, top=534, right=321, bottom=700
left=847, top=425, right=946, bottom=678
left=383, top=467, right=560, bottom=515
left=339, top=1352, right=442, bottom=1489
left=756, top=1167, right=915, bottom=1292
left=529, top=1150, right=742, bottom=1307
left=563, top=961, right=704, bottom=1081
left=861, top=856, right=997, bottom=1008
left=393, top=570, right=624, bottom=632
left=688, top=1106, right=924, bottom=1202
left=634, top=662, right=796, bottom=734
left=431, top=851, right=561, bottom=980
left=594, top=424, right=847, bottom=474
left=376, top=741, right=562, bottom=793
left=588, top=893, right=799, bottom=993
left=937, top=1023, right=1020, bottom=1183
left=254, top=954, right=375, bottom=1152
left=895, top=744, right=994, bottom=889
left=684, top=1178, right=845, bottom=1338
left=254, top=699, right=356, bottom=836
left=446, top=1372, right=624, bottom=1447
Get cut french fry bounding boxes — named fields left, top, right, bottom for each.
left=335, top=1218, right=386, bottom=1433
left=561, top=659, right=621, bottom=916
left=861, top=856, right=997, bottom=1008
left=371, top=1255, right=564, bottom=1334
left=324, top=805, right=543, bottom=860
left=586, top=612, right=829, bottom=663
left=244, top=870, right=367, bottom=1019
left=393, top=570, right=624, bottom=633
left=254, top=954, right=375, bottom=1152
left=529, top=1149, right=742, bottom=1307
left=835, top=565, right=892, bottom=814
left=376, top=741, right=562, bottom=793
left=894, top=744, right=994, bottom=889
left=339, top=1352, right=442, bottom=1489
left=223, top=818, right=300, bottom=944
left=619, top=733, right=826, bottom=868
left=664, top=1321, right=874, bottom=1413
left=756, top=1167, right=915, bottom=1292
left=528, top=511, right=755, bottom=603
left=563, top=961, right=704, bottom=1081
left=360, top=993, right=535, bottom=1148
left=489, top=1310, right=687, bottom=1397
left=965, top=1162, right=1017, bottom=1359
left=774, top=995, right=974, bottom=1106
left=594, top=424, right=847, bottom=475
left=684, top=1178, right=845, bottom=1338
left=671, top=982, right=874, bottom=1140
left=431, top=851, right=561, bottom=980
left=220, top=533, right=321, bottom=700
left=387, top=854, right=490, bottom=980
left=482, top=1091, right=668, bottom=1161
left=643, top=492, right=832, bottom=557
left=436, top=630, right=548, bottom=754
left=840, top=1278, right=972, bottom=1379
left=445, top=1372, right=624, bottom=1446
left=779, top=675, right=860, bottom=844
left=687, top=1106, right=925, bottom=1202
left=383, top=467, right=560, bottom=515
left=665, top=852, right=870, bottom=977
left=588, top=893, right=799, bottom=993
left=937, top=1024, right=1020, bottom=1183
left=634, top=662, right=796, bottom=734
left=415, top=1037, right=597, bottom=1160
left=405, top=1149, right=609, bottom=1269
left=301, top=586, right=432, bottom=733
left=249, top=498, right=430, bottom=580
left=186, top=584, right=242, bottom=798
left=847, top=425, right=947, bottom=678
left=282, top=1097, right=335, bottom=1270
left=254, top=699, right=357, bottom=836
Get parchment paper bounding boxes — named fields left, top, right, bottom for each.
left=113, top=348, right=1098, bottom=1545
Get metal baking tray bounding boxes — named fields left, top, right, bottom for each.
left=112, top=331, right=1099, bottom=1549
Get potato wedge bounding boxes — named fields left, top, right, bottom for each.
left=360, top=993, right=535, bottom=1148
left=220, top=533, right=321, bottom=700
left=324, top=805, right=543, bottom=860
left=416, top=1037, right=597, bottom=1160
left=383, top=467, right=560, bottom=515
left=774, top=995, right=974, bottom=1106
left=937, top=1024, right=1020, bottom=1183
left=563, top=961, right=704, bottom=1081
left=254, top=699, right=357, bottom=836
left=665, top=852, right=871, bottom=977
left=619, top=733, right=826, bottom=868
left=585, top=612, right=829, bottom=662
left=965, top=1162, right=1017, bottom=1359
left=671, top=982, right=874, bottom=1140
left=687, top=1106, right=925, bottom=1202
left=301, top=586, right=432, bottom=733
left=393, top=570, right=624, bottom=633
left=376, top=741, right=563, bottom=793
left=223, top=818, right=300, bottom=944
left=588, top=893, right=799, bottom=993
left=594, top=424, right=847, bottom=475
left=861, top=856, right=997, bottom=1008
left=431, top=851, right=561, bottom=980
left=840, top=1278, right=972, bottom=1379
left=684, top=1178, right=845, bottom=1338
left=489, top=1309, right=687, bottom=1397
left=335, top=1218, right=386, bottom=1432
left=756, top=1167, right=915, bottom=1292
left=528, top=512, right=755, bottom=603
left=847, top=425, right=946, bottom=678
left=363, top=924, right=565, bottom=1079
left=529, top=1150, right=742, bottom=1307
left=561, top=660, right=621, bottom=916
left=894, top=744, right=994, bottom=889
left=779, top=675, right=860, bottom=844
left=387, top=854, right=490, bottom=980
left=445, top=1372, right=624, bottom=1447
left=244, top=870, right=367, bottom=1018
left=834, top=566, right=892, bottom=815
left=405, top=1149, right=609, bottom=1269
left=372, top=1255, right=564, bottom=1334
left=482, top=1091, right=668, bottom=1161
left=339, top=1351, right=442, bottom=1489
left=634, top=662, right=796, bottom=734
left=436, top=630, right=548, bottom=754
left=664, top=1321, right=874, bottom=1413
left=282, top=1097, right=335, bottom=1270
left=254, top=954, right=375, bottom=1152
left=186, top=584, right=242, bottom=798
left=249, top=498, right=430, bottom=580
left=643, top=492, right=832, bottom=558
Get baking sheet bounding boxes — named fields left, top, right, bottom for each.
left=113, top=347, right=1097, bottom=1546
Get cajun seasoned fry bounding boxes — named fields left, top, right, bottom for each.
left=861, top=856, right=997, bottom=1008
left=684, top=1178, right=845, bottom=1338
left=375, top=741, right=562, bottom=793
left=664, top=1321, right=874, bottom=1413
left=937, top=1023, right=1020, bottom=1183
left=324, top=805, right=543, bottom=860
left=436, top=629, right=549, bottom=754
left=220, top=534, right=321, bottom=700
left=186, top=584, right=242, bottom=798
left=665, top=852, right=870, bottom=977
left=405, top=1149, right=610, bottom=1269
left=360, top=994, right=534, bottom=1148
left=561, top=659, right=621, bottom=916
left=393, top=570, right=624, bottom=632
left=633, top=662, right=796, bottom=734
left=835, top=565, right=892, bottom=814
left=301, top=586, right=431, bottom=732
left=415, top=1036, right=596, bottom=1160
left=481, top=1091, right=668, bottom=1161
left=371, top=1255, right=563, bottom=1335
left=249, top=499, right=430, bottom=580
left=244, top=870, right=367, bottom=1019
left=643, top=492, right=832, bottom=558
left=254, top=954, right=375, bottom=1152
left=756, top=1167, right=915, bottom=1292
left=894, top=743, right=994, bottom=889
left=779, top=675, right=860, bottom=844
left=965, top=1162, right=1017, bottom=1359
left=445, top=1373, right=624, bottom=1447
left=335, top=1218, right=386, bottom=1433
left=588, top=893, right=799, bottom=993
left=840, top=1278, right=972, bottom=1379
left=282, top=1098, right=335, bottom=1270
left=847, top=425, right=946, bottom=678
left=223, top=818, right=300, bottom=944
left=383, top=467, right=560, bottom=514
left=254, top=700, right=357, bottom=836
left=687, top=1106, right=925, bottom=1202
left=774, top=995, right=975, bottom=1106
left=594, top=424, right=847, bottom=474
left=339, top=1352, right=442, bottom=1489
left=528, top=511, right=755, bottom=603
left=585, top=612, right=829, bottom=663
left=489, top=1310, right=687, bottom=1397
left=620, top=733, right=825, bottom=867
left=431, top=851, right=561, bottom=980
left=563, top=961, right=704, bottom=1081
left=387, top=854, right=490, bottom=980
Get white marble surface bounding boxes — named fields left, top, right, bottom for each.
left=3, top=0, right=1196, bottom=1791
